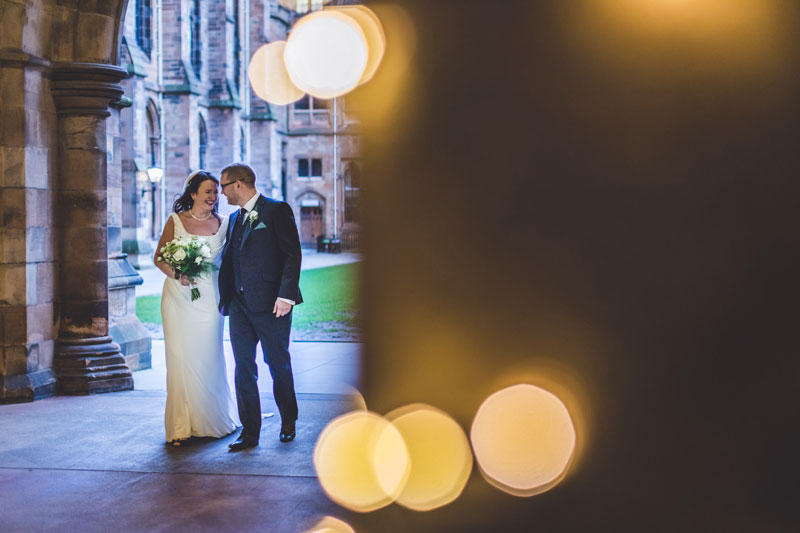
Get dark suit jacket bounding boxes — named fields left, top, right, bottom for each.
left=218, top=195, right=303, bottom=316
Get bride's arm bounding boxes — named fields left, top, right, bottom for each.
left=154, top=216, right=178, bottom=279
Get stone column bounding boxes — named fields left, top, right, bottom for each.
left=51, top=62, right=133, bottom=394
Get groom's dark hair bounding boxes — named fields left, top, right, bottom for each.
left=221, top=162, right=256, bottom=188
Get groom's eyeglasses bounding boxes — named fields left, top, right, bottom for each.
left=220, top=179, right=242, bottom=190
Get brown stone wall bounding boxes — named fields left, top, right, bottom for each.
left=161, top=93, right=195, bottom=207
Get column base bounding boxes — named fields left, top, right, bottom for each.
left=0, top=369, right=57, bottom=404
left=54, top=336, right=133, bottom=394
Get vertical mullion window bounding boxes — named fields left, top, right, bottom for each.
left=191, top=0, right=202, bottom=78
left=311, top=158, right=322, bottom=177
left=199, top=115, right=207, bottom=169
left=294, top=95, right=310, bottom=111
left=136, top=0, right=153, bottom=57
left=298, top=159, right=309, bottom=178
left=233, top=0, right=241, bottom=91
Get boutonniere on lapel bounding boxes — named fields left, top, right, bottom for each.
left=248, top=209, right=267, bottom=230
left=247, top=209, right=259, bottom=228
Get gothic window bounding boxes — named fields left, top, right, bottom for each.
left=191, top=0, right=202, bottom=78
left=199, top=115, right=207, bottom=169
left=136, top=0, right=153, bottom=57
left=240, top=127, right=246, bottom=161
left=345, top=162, right=361, bottom=223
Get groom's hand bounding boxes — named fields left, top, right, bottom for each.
left=273, top=299, right=293, bottom=317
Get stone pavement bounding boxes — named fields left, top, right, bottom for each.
left=0, top=340, right=362, bottom=532
left=136, top=249, right=361, bottom=297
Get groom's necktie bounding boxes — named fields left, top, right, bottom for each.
left=239, top=207, right=248, bottom=226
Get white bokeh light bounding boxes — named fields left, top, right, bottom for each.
left=284, top=11, right=368, bottom=99
left=471, top=384, right=576, bottom=496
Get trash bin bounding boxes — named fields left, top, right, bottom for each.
left=316, top=235, right=327, bottom=253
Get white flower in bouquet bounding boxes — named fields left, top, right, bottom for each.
left=157, top=235, right=218, bottom=301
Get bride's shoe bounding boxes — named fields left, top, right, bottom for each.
left=168, top=439, right=188, bottom=447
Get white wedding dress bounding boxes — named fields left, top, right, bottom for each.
left=162, top=213, right=239, bottom=442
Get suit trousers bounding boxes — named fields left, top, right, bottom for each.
left=228, top=293, right=298, bottom=441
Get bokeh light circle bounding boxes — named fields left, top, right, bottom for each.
left=471, top=384, right=576, bottom=496
left=314, top=411, right=410, bottom=512
left=325, top=5, right=386, bottom=85
left=304, top=515, right=355, bottom=533
left=284, top=11, right=368, bottom=98
left=248, top=41, right=305, bottom=105
left=386, top=404, right=473, bottom=511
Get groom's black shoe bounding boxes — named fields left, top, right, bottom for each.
left=228, top=436, right=258, bottom=452
left=279, top=422, right=296, bottom=443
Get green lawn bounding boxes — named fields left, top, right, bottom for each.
left=136, top=263, right=360, bottom=338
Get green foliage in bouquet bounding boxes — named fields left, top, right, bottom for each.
left=157, top=237, right=218, bottom=301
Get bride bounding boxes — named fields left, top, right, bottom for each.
left=153, top=170, right=239, bottom=446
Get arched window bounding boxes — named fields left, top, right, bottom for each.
left=344, top=162, right=360, bottom=224
left=240, top=127, right=246, bottom=161
left=198, top=115, right=207, bottom=169
left=146, top=111, right=156, bottom=167
left=191, top=0, right=202, bottom=78
left=136, top=0, right=153, bottom=57
left=145, top=100, right=160, bottom=167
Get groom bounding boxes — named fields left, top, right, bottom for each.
left=218, top=163, right=303, bottom=451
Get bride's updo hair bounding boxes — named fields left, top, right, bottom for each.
left=173, top=170, right=220, bottom=214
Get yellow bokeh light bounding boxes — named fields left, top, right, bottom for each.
left=386, top=404, right=473, bottom=511
left=304, top=515, right=355, bottom=533
left=344, top=3, right=417, bottom=151
left=342, top=385, right=368, bottom=412
left=471, top=384, right=576, bottom=497
left=248, top=41, right=305, bottom=105
left=324, top=5, right=386, bottom=86
left=285, top=11, right=368, bottom=99
left=314, top=411, right=410, bottom=512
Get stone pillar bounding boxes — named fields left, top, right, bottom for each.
left=50, top=62, right=133, bottom=394
left=0, top=53, right=59, bottom=403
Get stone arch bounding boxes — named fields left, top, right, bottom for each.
left=145, top=98, right=160, bottom=167
left=2, top=1, right=128, bottom=64
left=295, top=189, right=326, bottom=247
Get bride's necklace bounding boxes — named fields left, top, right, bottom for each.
left=188, top=209, right=212, bottom=221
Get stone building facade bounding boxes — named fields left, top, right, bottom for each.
left=118, top=0, right=362, bottom=260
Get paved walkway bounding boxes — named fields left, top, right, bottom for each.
left=0, top=339, right=362, bottom=531
left=136, top=249, right=361, bottom=297
left=0, top=250, right=363, bottom=531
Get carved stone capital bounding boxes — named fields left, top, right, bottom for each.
left=51, top=62, right=127, bottom=117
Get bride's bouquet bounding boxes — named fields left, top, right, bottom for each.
left=157, top=237, right=216, bottom=301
